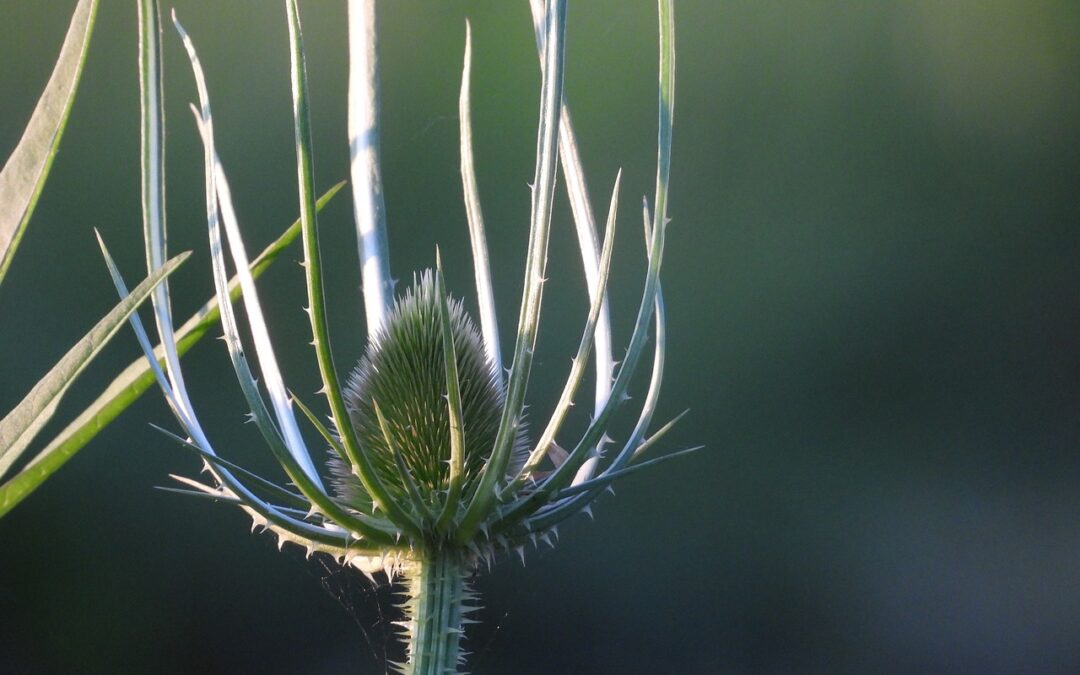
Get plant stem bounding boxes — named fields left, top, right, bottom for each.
left=401, top=550, right=471, bottom=674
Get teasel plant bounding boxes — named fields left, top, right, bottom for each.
left=109, top=0, right=689, bottom=672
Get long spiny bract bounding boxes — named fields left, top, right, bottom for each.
left=529, top=0, right=615, bottom=424
left=456, top=0, right=569, bottom=546
left=287, top=0, right=421, bottom=538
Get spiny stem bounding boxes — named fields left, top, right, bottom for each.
left=401, top=551, right=472, bottom=675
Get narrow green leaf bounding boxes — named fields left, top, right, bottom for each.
left=138, top=0, right=191, bottom=410
left=174, top=12, right=399, bottom=543
left=163, top=472, right=373, bottom=554
left=155, top=482, right=314, bottom=520
left=631, top=408, right=689, bottom=462
left=654, top=0, right=676, bottom=233
left=494, top=154, right=668, bottom=531
left=108, top=224, right=369, bottom=551
left=0, top=0, right=100, bottom=285
left=155, top=484, right=247, bottom=507
left=590, top=282, right=668, bottom=480
left=0, top=183, right=341, bottom=519
left=291, top=394, right=350, bottom=466
left=538, top=199, right=676, bottom=528
left=0, top=251, right=189, bottom=515
left=588, top=0, right=676, bottom=484
left=105, top=151, right=361, bottom=546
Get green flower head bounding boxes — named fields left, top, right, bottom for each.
left=331, top=270, right=528, bottom=522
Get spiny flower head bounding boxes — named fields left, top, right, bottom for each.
left=117, top=0, right=684, bottom=576
left=330, top=271, right=528, bottom=520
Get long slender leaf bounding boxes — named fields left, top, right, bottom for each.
left=104, top=216, right=358, bottom=552
left=549, top=445, right=702, bottom=502
left=107, top=244, right=371, bottom=553
left=174, top=12, right=326, bottom=488
left=155, top=482, right=315, bottom=520
left=173, top=13, right=396, bottom=544
left=522, top=289, right=667, bottom=533
left=493, top=194, right=666, bottom=530
left=105, top=240, right=361, bottom=552
left=286, top=0, right=419, bottom=536
left=0, top=247, right=189, bottom=472
left=0, top=251, right=189, bottom=515
left=203, top=129, right=395, bottom=543
left=631, top=408, right=689, bottom=462
left=114, top=10, right=348, bottom=551
left=0, top=184, right=341, bottom=519
left=291, top=394, right=350, bottom=466
left=0, top=0, right=100, bottom=285
left=542, top=202, right=675, bottom=527
left=458, top=21, right=502, bottom=377
left=654, top=0, right=676, bottom=229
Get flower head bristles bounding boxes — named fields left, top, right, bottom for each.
left=330, top=269, right=530, bottom=518
left=114, top=0, right=690, bottom=672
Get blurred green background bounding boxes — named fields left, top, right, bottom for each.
left=2, top=1, right=1079, bottom=673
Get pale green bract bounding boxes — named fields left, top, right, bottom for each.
left=121, top=1, right=689, bottom=673
left=0, top=0, right=342, bottom=519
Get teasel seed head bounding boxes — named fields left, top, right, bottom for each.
left=330, top=270, right=528, bottom=528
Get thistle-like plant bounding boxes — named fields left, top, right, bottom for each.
left=114, top=1, right=686, bottom=671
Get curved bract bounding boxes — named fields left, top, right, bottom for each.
left=122, top=0, right=687, bottom=672
left=0, top=0, right=202, bottom=519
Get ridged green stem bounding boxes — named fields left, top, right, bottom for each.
left=402, top=551, right=470, bottom=675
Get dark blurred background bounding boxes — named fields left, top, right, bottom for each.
left=2, top=1, right=1079, bottom=673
